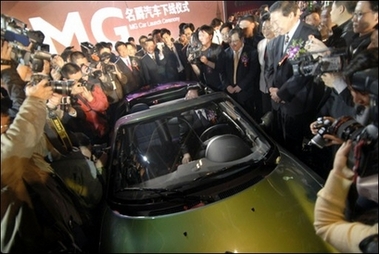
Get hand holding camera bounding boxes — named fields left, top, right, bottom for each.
left=305, top=35, right=330, bottom=58
left=46, top=93, right=63, bottom=109
left=309, top=116, right=357, bottom=148
left=68, top=81, right=94, bottom=102
left=25, top=78, right=53, bottom=101
left=333, top=140, right=353, bottom=177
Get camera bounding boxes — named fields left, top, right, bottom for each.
left=291, top=49, right=347, bottom=78
left=309, top=116, right=378, bottom=178
left=80, top=41, right=99, bottom=63
left=309, top=116, right=365, bottom=149
left=308, top=117, right=334, bottom=149
left=92, top=143, right=110, bottom=158
left=29, top=73, right=75, bottom=96
left=187, top=31, right=202, bottom=64
left=31, top=50, right=52, bottom=72
left=81, top=62, right=102, bottom=79
left=1, top=14, right=49, bottom=65
left=99, top=52, right=116, bottom=73
left=105, top=64, right=116, bottom=73
left=99, top=52, right=111, bottom=62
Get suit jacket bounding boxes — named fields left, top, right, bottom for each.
left=162, top=43, right=186, bottom=82
left=222, top=44, right=260, bottom=104
left=179, top=109, right=213, bottom=156
left=116, top=56, right=145, bottom=94
left=140, top=52, right=168, bottom=85
left=265, top=21, right=324, bottom=115
left=195, top=43, right=225, bottom=91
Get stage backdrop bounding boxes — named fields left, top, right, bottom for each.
left=1, top=1, right=225, bottom=54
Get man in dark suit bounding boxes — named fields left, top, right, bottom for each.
left=140, top=38, right=168, bottom=85
left=265, top=1, right=325, bottom=158
left=237, top=14, right=264, bottom=50
left=160, top=28, right=187, bottom=82
left=179, top=84, right=215, bottom=164
left=114, top=41, right=145, bottom=94
left=221, top=27, right=261, bottom=121
left=181, top=23, right=199, bottom=82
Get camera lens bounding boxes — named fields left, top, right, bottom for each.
left=331, top=116, right=364, bottom=141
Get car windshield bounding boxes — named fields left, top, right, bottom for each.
left=108, top=93, right=273, bottom=202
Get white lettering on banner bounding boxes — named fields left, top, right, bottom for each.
left=128, top=17, right=180, bottom=30
left=162, top=17, right=180, bottom=24
left=26, top=2, right=191, bottom=54
left=91, top=7, right=129, bottom=43
left=29, top=12, right=89, bottom=54
left=124, top=1, right=190, bottom=21
left=134, top=7, right=145, bottom=20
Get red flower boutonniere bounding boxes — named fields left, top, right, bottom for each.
left=278, top=39, right=307, bottom=66
left=241, top=53, right=249, bottom=67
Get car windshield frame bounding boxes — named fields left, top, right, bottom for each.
left=106, top=92, right=277, bottom=212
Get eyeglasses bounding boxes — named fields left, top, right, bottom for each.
left=353, top=11, right=373, bottom=19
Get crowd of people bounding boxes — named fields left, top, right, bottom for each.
left=1, top=1, right=378, bottom=253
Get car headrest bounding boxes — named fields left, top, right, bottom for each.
left=130, top=103, right=150, bottom=113
left=205, top=134, right=251, bottom=162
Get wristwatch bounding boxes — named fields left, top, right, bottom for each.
left=0, top=59, right=13, bottom=65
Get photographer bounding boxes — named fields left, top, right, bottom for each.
left=305, top=44, right=378, bottom=178
left=314, top=140, right=378, bottom=253
left=60, top=62, right=109, bottom=144
left=187, top=25, right=225, bottom=92
left=1, top=78, right=93, bottom=252
left=309, top=48, right=378, bottom=146
left=95, top=42, right=127, bottom=127
left=1, top=40, right=26, bottom=119
left=312, top=56, right=378, bottom=252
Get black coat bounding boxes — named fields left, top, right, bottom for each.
left=140, top=52, right=167, bottom=85
left=115, top=56, right=145, bottom=94
left=265, top=22, right=324, bottom=115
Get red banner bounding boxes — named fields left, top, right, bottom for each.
left=1, top=1, right=225, bottom=54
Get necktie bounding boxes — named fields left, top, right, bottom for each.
left=126, top=57, right=132, bottom=71
left=151, top=54, right=156, bottom=61
left=283, top=33, right=290, bottom=53
left=196, top=110, right=208, bottom=126
left=233, top=51, right=239, bottom=85
left=285, top=34, right=290, bottom=44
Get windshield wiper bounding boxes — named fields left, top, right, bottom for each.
left=192, top=163, right=251, bottom=183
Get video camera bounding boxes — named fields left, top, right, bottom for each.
left=80, top=41, right=100, bottom=63
left=186, top=30, right=202, bottom=64
left=99, top=52, right=116, bottom=73
left=291, top=48, right=348, bottom=79
left=79, top=41, right=104, bottom=79
left=92, top=143, right=110, bottom=158
left=1, top=14, right=50, bottom=67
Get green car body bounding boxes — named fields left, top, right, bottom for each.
left=99, top=91, right=337, bottom=253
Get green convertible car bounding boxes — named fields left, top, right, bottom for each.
left=99, top=85, right=337, bottom=253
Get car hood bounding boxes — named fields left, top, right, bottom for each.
left=99, top=150, right=337, bottom=253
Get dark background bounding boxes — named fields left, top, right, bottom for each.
left=225, top=1, right=277, bottom=17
